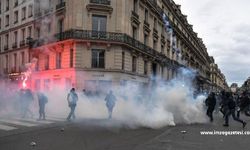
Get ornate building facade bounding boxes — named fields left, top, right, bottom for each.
left=210, top=56, right=228, bottom=92
left=0, top=0, right=34, bottom=86
left=0, top=0, right=226, bottom=93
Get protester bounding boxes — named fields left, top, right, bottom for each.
left=223, top=92, right=247, bottom=128
left=205, top=92, right=216, bottom=122
left=37, top=91, right=48, bottom=120
left=67, top=88, right=78, bottom=121
left=104, top=90, right=117, bottom=119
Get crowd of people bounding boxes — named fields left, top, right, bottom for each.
left=205, top=90, right=250, bottom=128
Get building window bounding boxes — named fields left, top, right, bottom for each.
left=122, top=51, right=125, bottom=70
left=132, top=56, right=137, bottom=72
left=144, top=33, right=148, bottom=45
left=22, top=7, right=26, bottom=20
left=70, top=49, right=73, bottom=68
left=152, top=63, right=157, bottom=77
left=28, top=26, right=32, bottom=37
left=6, top=0, right=9, bottom=11
left=153, top=40, right=157, bottom=50
left=5, top=15, right=9, bottom=26
left=35, top=58, right=39, bottom=71
left=5, top=55, right=9, bottom=69
left=5, top=34, right=9, bottom=50
left=47, top=23, right=51, bottom=33
left=154, top=18, right=157, bottom=29
left=144, top=61, right=148, bottom=75
left=161, top=44, right=164, bottom=53
left=14, top=53, right=17, bottom=71
left=21, top=28, right=25, bottom=41
left=21, top=52, right=25, bottom=65
left=132, top=26, right=138, bottom=39
left=133, top=0, right=138, bottom=12
left=92, top=49, right=105, bottom=68
left=58, top=19, right=64, bottom=33
left=45, top=55, right=49, bottom=70
left=35, top=79, right=41, bottom=91
left=145, top=9, right=148, bottom=22
left=0, top=18, right=2, bottom=30
left=14, top=11, right=18, bottom=24
left=56, top=52, right=62, bottom=69
left=92, top=15, right=107, bottom=32
left=28, top=5, right=33, bottom=17
left=44, top=79, right=50, bottom=91
left=14, top=0, right=18, bottom=7
left=36, top=27, right=40, bottom=38
left=13, top=31, right=18, bottom=48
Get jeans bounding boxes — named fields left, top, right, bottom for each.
left=67, top=104, right=76, bottom=120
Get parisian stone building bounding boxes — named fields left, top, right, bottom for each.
left=0, top=0, right=226, bottom=94
left=210, top=57, right=228, bottom=92
left=0, top=0, right=34, bottom=85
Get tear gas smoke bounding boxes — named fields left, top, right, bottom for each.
left=0, top=68, right=208, bottom=129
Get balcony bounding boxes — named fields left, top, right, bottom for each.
left=12, top=42, right=18, bottom=49
left=44, top=30, right=177, bottom=68
left=56, top=2, right=66, bottom=11
left=35, top=11, right=42, bottom=18
left=20, top=40, right=26, bottom=47
left=90, top=0, right=111, bottom=5
left=44, top=8, right=53, bottom=14
left=4, top=45, right=9, bottom=51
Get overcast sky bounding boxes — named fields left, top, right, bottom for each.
left=173, top=0, right=250, bottom=86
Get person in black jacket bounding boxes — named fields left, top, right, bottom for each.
left=223, top=92, right=247, bottom=128
left=205, top=92, right=216, bottom=122
left=219, top=90, right=228, bottom=117
left=237, top=91, right=250, bottom=118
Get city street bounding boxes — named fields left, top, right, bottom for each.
left=1, top=114, right=250, bottom=150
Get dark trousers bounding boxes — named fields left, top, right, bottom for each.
left=225, top=109, right=244, bottom=125
left=39, top=105, right=45, bottom=120
left=237, top=108, right=250, bottom=118
left=67, top=104, right=76, bottom=120
left=207, top=106, right=215, bottom=122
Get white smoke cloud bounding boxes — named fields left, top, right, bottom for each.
left=0, top=68, right=208, bottom=129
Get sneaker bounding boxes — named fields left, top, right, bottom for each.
left=243, top=122, right=247, bottom=128
left=223, top=124, right=229, bottom=127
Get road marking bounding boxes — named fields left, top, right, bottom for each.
left=0, top=124, right=17, bottom=131
left=46, top=117, right=66, bottom=122
left=0, top=119, right=38, bottom=127
left=13, top=117, right=54, bottom=124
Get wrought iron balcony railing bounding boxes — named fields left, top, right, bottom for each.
left=32, top=29, right=182, bottom=69
left=20, top=40, right=26, bottom=47
left=4, top=45, right=9, bottom=51
left=12, top=42, right=17, bottom=48
left=90, top=0, right=111, bottom=5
